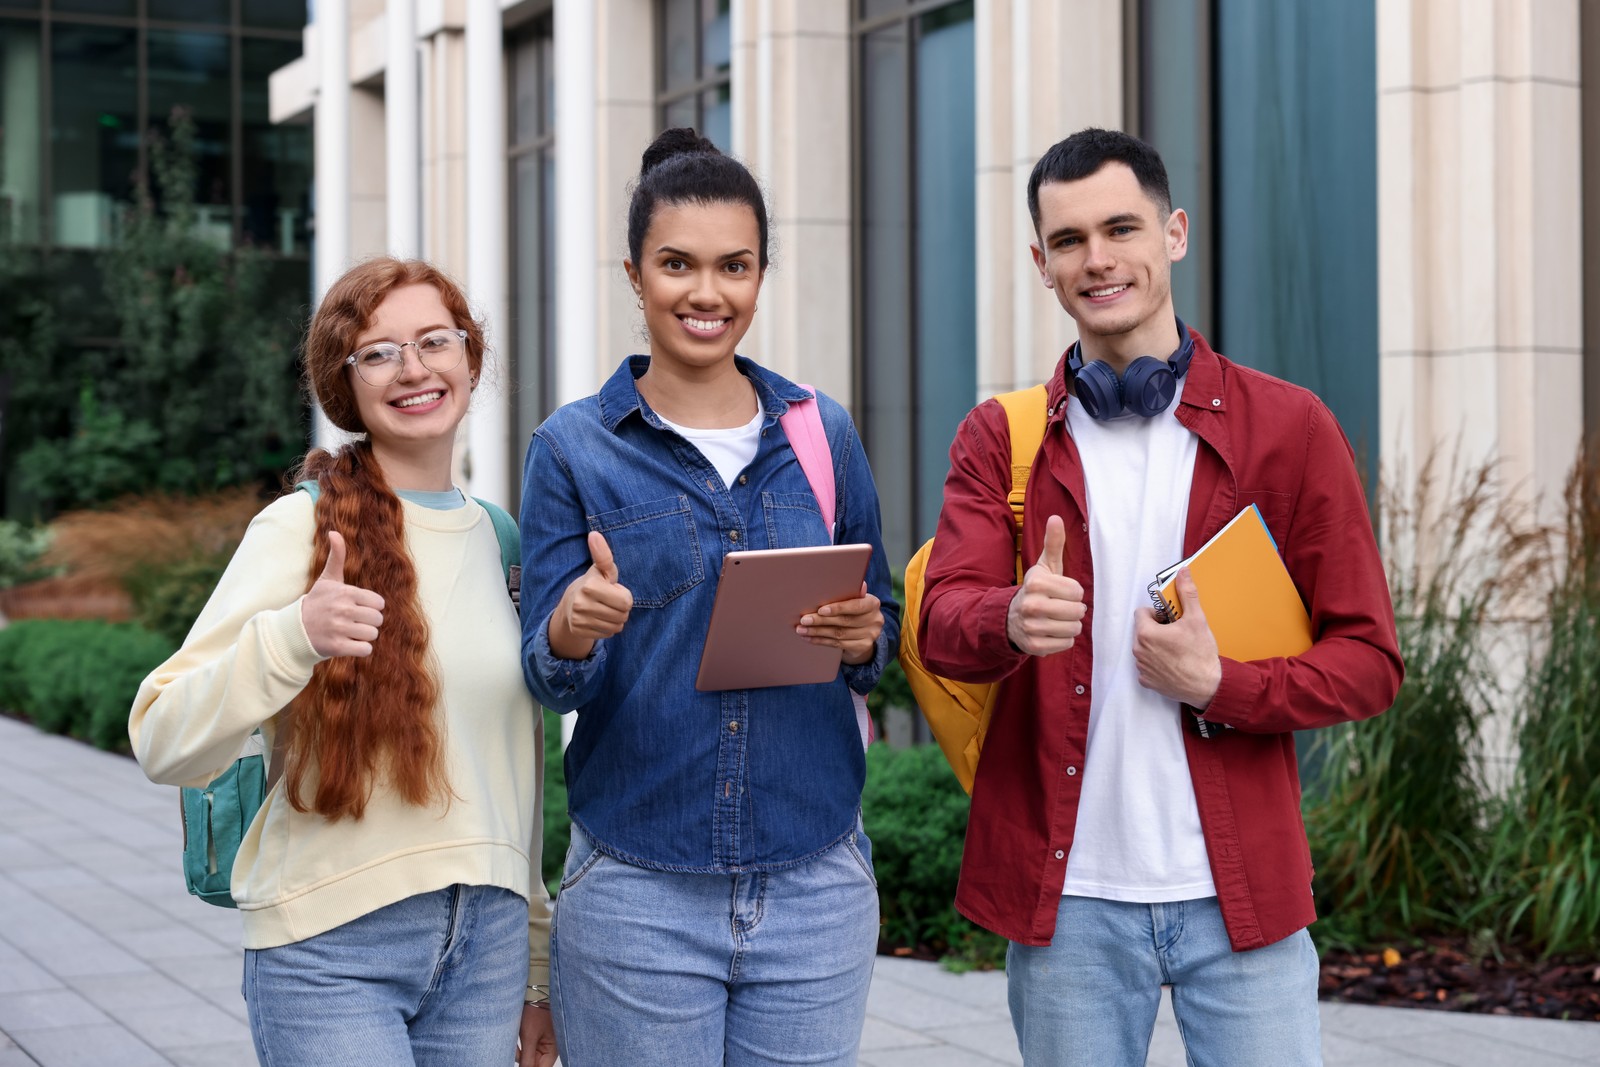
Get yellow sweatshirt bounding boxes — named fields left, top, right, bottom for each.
left=129, top=490, right=550, bottom=992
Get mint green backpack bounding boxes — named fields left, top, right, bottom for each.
left=179, top=482, right=520, bottom=907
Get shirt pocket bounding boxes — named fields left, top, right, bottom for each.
left=1239, top=490, right=1293, bottom=548
left=589, top=494, right=705, bottom=608
left=761, top=490, right=831, bottom=548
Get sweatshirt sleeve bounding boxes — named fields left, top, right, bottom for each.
left=128, top=492, right=325, bottom=788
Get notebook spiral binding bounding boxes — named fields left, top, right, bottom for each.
left=1147, top=579, right=1175, bottom=624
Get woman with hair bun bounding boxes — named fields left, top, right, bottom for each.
left=130, top=258, right=558, bottom=1067
left=520, top=128, right=899, bottom=1065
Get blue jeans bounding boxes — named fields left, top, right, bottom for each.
left=1007, top=895, right=1322, bottom=1067
left=550, top=824, right=880, bottom=1066
left=243, top=884, right=529, bottom=1066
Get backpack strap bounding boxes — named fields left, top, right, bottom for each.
left=994, top=384, right=1050, bottom=581
left=472, top=497, right=520, bottom=581
left=779, top=386, right=836, bottom=539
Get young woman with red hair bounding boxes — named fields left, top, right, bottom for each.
left=130, top=258, right=557, bottom=1067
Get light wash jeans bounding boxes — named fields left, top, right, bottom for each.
left=242, top=884, right=529, bottom=1067
left=1007, top=895, right=1322, bottom=1067
left=550, top=824, right=880, bottom=1066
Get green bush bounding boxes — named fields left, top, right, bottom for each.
left=0, top=521, right=55, bottom=589
left=862, top=742, right=1005, bottom=969
left=124, top=555, right=232, bottom=646
left=542, top=708, right=570, bottom=894
left=0, top=619, right=176, bottom=750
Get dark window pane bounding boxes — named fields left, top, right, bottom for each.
left=50, top=25, right=138, bottom=248
left=663, top=95, right=695, bottom=131
left=1, top=23, right=43, bottom=242
left=702, top=0, right=730, bottom=77
left=913, top=6, right=975, bottom=544
left=0, top=2, right=42, bottom=11
left=150, top=0, right=230, bottom=25
left=243, top=0, right=307, bottom=31
left=1140, top=0, right=1209, bottom=333
left=662, top=0, right=697, bottom=90
left=859, top=0, right=905, bottom=20
left=701, top=85, right=730, bottom=151
left=511, top=148, right=555, bottom=451
left=51, top=0, right=136, bottom=15
left=510, top=30, right=547, bottom=146
left=242, top=38, right=309, bottom=254
left=148, top=30, right=232, bottom=239
left=1215, top=0, right=1377, bottom=466
left=859, top=23, right=912, bottom=562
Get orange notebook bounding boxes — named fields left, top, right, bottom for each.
left=1147, top=504, right=1312, bottom=662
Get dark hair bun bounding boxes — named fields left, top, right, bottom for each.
left=641, top=127, right=719, bottom=176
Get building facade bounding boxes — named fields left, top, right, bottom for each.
left=264, top=0, right=1595, bottom=567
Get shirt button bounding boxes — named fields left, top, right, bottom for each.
left=1074, top=684, right=1085, bottom=695
left=1054, top=850, right=1065, bottom=860
left=729, top=530, right=740, bottom=542
left=1081, top=522, right=1088, bottom=532
left=1066, top=766, right=1077, bottom=776
left=1212, top=398, right=1221, bottom=407
left=738, top=474, right=748, bottom=485
left=729, top=721, right=739, bottom=733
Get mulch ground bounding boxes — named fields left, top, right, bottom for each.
left=1319, top=937, right=1600, bottom=1022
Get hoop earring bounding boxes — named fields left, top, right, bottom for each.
left=636, top=295, right=644, bottom=310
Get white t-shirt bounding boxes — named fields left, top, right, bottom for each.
left=1061, top=380, right=1216, bottom=903
left=660, top=406, right=764, bottom=488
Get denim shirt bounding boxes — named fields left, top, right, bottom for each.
left=519, top=356, right=900, bottom=872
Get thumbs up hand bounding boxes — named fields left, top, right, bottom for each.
left=1132, top=567, right=1221, bottom=708
left=1006, top=515, right=1086, bottom=656
left=548, top=531, right=635, bottom=660
left=301, top=531, right=387, bottom=659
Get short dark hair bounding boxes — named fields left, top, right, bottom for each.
left=1026, top=128, right=1172, bottom=234
left=626, top=128, right=770, bottom=270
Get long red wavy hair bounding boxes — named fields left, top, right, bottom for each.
left=285, top=258, right=486, bottom=821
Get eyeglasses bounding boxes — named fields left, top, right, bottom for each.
left=344, top=329, right=469, bottom=386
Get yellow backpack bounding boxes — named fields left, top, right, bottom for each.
left=898, top=385, right=1049, bottom=794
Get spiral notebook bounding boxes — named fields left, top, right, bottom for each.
left=1147, top=504, right=1313, bottom=663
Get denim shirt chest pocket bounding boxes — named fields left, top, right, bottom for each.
left=589, top=494, right=704, bottom=607
left=760, top=491, right=831, bottom=549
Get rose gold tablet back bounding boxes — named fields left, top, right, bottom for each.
left=694, top=544, right=873, bottom=692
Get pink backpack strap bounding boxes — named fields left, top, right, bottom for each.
left=778, top=385, right=874, bottom=748
left=778, top=385, right=836, bottom=538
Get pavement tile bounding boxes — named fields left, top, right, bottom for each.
left=0, top=959, right=63, bottom=998
left=1320, top=1000, right=1457, bottom=1039
left=0, top=1030, right=41, bottom=1067
left=62, top=973, right=200, bottom=1015
left=1321, top=1028, right=1454, bottom=1066
left=8, top=1023, right=169, bottom=1067
left=858, top=1016, right=936, bottom=1053
left=864, top=974, right=1001, bottom=1031
left=861, top=1045, right=1013, bottom=1067
left=165, top=1040, right=257, bottom=1066
left=1378, top=1024, right=1600, bottom=1066
left=0, top=838, right=57, bottom=873
left=0, top=991, right=109, bottom=1033
left=871, top=956, right=1012, bottom=1010
left=110, top=926, right=233, bottom=963
left=921, top=1019, right=1022, bottom=1065
left=1420, top=1011, right=1600, bottom=1062
left=43, top=889, right=175, bottom=938
left=3, top=871, right=91, bottom=895
left=151, top=955, right=242, bottom=1000
left=114, top=1000, right=248, bottom=1052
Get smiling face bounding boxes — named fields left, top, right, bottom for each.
left=1030, top=161, right=1188, bottom=366
left=624, top=199, right=764, bottom=374
left=347, top=282, right=476, bottom=460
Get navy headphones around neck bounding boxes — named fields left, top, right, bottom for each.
left=1066, top=317, right=1195, bottom=421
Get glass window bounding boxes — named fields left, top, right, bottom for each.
left=50, top=25, right=138, bottom=248
left=242, top=0, right=307, bottom=31
left=51, top=0, right=136, bottom=15
left=857, top=1, right=976, bottom=563
left=149, top=0, right=230, bottom=25
left=657, top=0, right=731, bottom=149
left=242, top=39, right=310, bottom=255
left=147, top=30, right=232, bottom=242
left=1213, top=0, right=1378, bottom=465
left=0, top=23, right=43, bottom=243
left=509, top=23, right=556, bottom=486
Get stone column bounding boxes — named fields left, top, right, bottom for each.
left=1378, top=0, right=1583, bottom=515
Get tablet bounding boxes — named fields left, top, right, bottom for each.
left=694, top=544, right=874, bottom=692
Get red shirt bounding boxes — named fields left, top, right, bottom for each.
left=918, top=330, right=1403, bottom=951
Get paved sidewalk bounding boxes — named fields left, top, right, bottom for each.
left=1, top=715, right=1596, bottom=1066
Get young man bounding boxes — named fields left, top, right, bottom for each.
left=918, top=128, right=1403, bottom=1066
